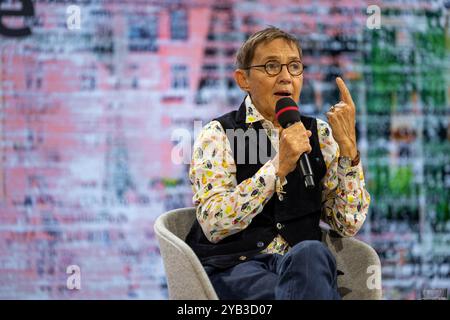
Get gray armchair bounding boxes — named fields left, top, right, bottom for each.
left=154, top=207, right=382, bottom=300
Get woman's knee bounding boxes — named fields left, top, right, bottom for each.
left=289, top=240, right=335, bottom=265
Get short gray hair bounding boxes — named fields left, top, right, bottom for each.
left=236, top=26, right=303, bottom=70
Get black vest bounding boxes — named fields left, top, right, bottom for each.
left=185, top=100, right=327, bottom=269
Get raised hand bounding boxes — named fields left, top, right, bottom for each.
left=326, top=77, right=358, bottom=159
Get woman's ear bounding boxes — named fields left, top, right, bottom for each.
left=234, top=69, right=250, bottom=92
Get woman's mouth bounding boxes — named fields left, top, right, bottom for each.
left=274, top=92, right=292, bottom=97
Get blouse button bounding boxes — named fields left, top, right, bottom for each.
left=276, top=223, right=284, bottom=230
left=257, top=241, right=264, bottom=248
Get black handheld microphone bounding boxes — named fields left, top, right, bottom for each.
left=275, top=97, right=315, bottom=189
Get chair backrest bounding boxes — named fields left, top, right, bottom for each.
left=155, top=207, right=382, bottom=300
left=154, top=207, right=219, bottom=300
left=322, top=231, right=383, bottom=299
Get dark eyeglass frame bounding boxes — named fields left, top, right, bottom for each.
left=243, top=60, right=306, bottom=76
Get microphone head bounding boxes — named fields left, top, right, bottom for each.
left=275, top=97, right=300, bottom=128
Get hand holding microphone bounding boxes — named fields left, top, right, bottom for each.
left=275, top=97, right=315, bottom=188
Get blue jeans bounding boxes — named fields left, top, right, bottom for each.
left=204, top=240, right=341, bottom=300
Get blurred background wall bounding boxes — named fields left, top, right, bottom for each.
left=0, top=0, right=449, bottom=299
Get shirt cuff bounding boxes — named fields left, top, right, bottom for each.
left=265, top=159, right=288, bottom=201
left=253, top=159, right=278, bottom=196
left=337, top=161, right=363, bottom=191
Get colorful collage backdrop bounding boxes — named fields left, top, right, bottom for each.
left=0, top=0, right=448, bottom=299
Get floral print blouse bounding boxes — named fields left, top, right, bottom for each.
left=189, top=95, right=371, bottom=255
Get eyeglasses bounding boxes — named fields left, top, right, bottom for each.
left=243, top=60, right=305, bottom=76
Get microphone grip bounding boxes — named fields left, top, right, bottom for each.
left=298, top=154, right=315, bottom=189
left=284, top=121, right=315, bottom=189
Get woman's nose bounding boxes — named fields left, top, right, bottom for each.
left=277, top=65, right=292, bottom=83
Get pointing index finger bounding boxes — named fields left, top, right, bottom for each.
left=336, top=77, right=355, bottom=108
